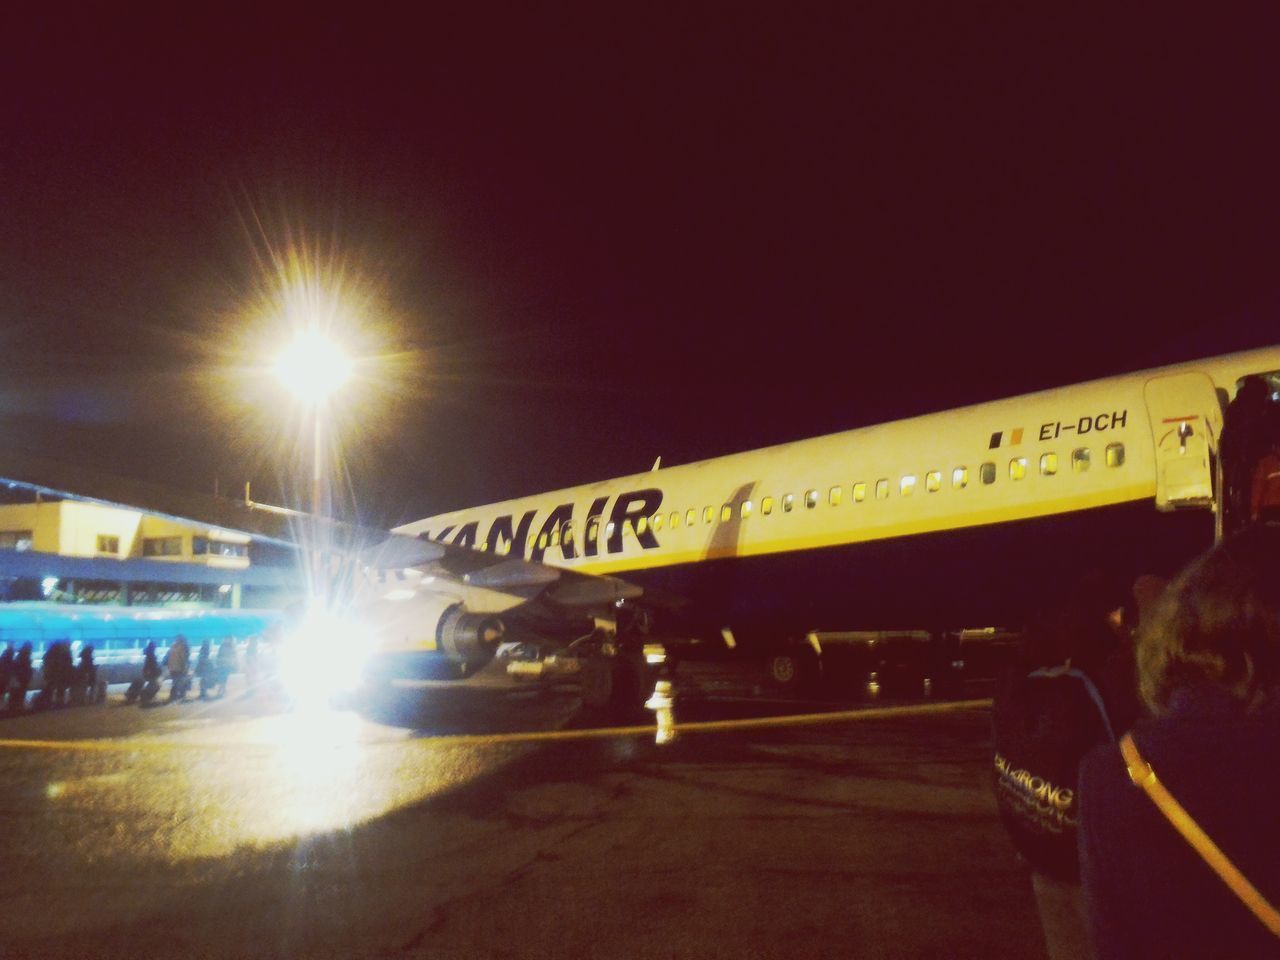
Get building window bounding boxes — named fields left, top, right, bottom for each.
left=980, top=462, right=996, bottom=485
left=1106, top=443, right=1125, bottom=468
left=1073, top=448, right=1091, bottom=472
left=783, top=494, right=795, bottom=513
left=804, top=489, right=818, bottom=509
left=761, top=496, right=774, bottom=516
left=96, top=535, right=120, bottom=555
left=142, top=536, right=183, bottom=557
left=875, top=479, right=889, bottom=500
left=829, top=486, right=842, bottom=506
left=1009, top=457, right=1028, bottom=481
left=853, top=482, right=867, bottom=502
left=925, top=471, right=941, bottom=493
left=740, top=500, right=753, bottom=518
left=0, top=530, right=33, bottom=552
left=953, top=467, right=968, bottom=489
left=1040, top=453, right=1058, bottom=476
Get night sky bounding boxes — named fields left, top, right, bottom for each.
left=2, top=8, right=1279, bottom=528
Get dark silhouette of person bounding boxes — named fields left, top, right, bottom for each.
left=77, top=645, right=98, bottom=704
left=41, top=641, right=74, bottom=707
left=1220, top=375, right=1278, bottom=536
left=9, top=643, right=33, bottom=712
left=194, top=641, right=214, bottom=699
left=165, top=634, right=191, bottom=703
left=213, top=640, right=237, bottom=698
left=0, top=644, right=13, bottom=705
left=1079, top=525, right=1280, bottom=959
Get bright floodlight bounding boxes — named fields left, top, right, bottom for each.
left=274, top=332, right=352, bottom=404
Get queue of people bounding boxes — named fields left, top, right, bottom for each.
left=0, top=640, right=100, bottom=712
left=993, top=526, right=1280, bottom=958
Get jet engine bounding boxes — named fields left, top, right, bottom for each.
left=359, top=590, right=505, bottom=676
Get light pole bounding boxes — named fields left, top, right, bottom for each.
left=274, top=332, right=352, bottom=597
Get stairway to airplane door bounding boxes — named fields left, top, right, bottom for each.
left=1143, top=372, right=1223, bottom=512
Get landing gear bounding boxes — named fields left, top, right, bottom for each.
left=580, top=647, right=650, bottom=719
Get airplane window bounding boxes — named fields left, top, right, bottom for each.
left=741, top=500, right=753, bottom=518
left=853, top=482, right=867, bottom=502
left=762, top=496, right=774, bottom=516
left=980, top=462, right=996, bottom=485
left=1106, top=443, right=1125, bottom=468
left=479, top=541, right=490, bottom=552
left=783, top=494, right=795, bottom=512
left=606, top=521, right=616, bottom=539
left=636, top=517, right=648, bottom=535
left=1009, top=457, right=1027, bottom=481
left=497, top=539, right=510, bottom=556
left=1040, top=453, right=1058, bottom=476
left=670, top=511, right=681, bottom=529
left=652, top=514, right=663, bottom=532
left=704, top=506, right=714, bottom=524
left=805, top=489, right=818, bottom=509
left=875, top=479, right=889, bottom=500
left=586, top=519, right=599, bottom=542
left=538, top=532, right=549, bottom=550
left=926, top=471, right=941, bottom=493
left=1073, top=448, right=1091, bottom=472
left=721, top=504, right=733, bottom=522
left=953, top=467, right=968, bottom=489
left=687, top=509, right=697, bottom=527
left=563, top=524, right=574, bottom=547
left=900, top=475, right=916, bottom=497
left=828, top=486, right=842, bottom=506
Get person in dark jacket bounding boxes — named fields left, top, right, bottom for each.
left=76, top=645, right=98, bottom=704
left=194, top=641, right=214, bottom=700
left=1078, top=526, right=1280, bottom=959
left=9, top=643, right=33, bottom=712
left=0, top=643, right=13, bottom=703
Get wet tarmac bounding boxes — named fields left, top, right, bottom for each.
left=0, top=676, right=1047, bottom=959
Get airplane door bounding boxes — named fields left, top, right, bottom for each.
left=1143, top=372, right=1223, bottom=511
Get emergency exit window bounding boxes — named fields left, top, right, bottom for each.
left=1009, top=457, right=1027, bottom=481
left=1106, top=443, right=1125, bottom=468
left=762, top=496, right=774, bottom=515
left=853, top=482, right=867, bottom=502
left=953, top=467, right=969, bottom=489
left=925, top=471, right=941, bottom=492
left=1073, top=448, right=1091, bottom=472
left=875, top=479, right=889, bottom=500
left=980, top=462, right=996, bottom=485
left=1040, top=453, right=1058, bottom=476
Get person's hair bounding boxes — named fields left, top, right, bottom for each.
left=1138, top=525, right=1280, bottom=715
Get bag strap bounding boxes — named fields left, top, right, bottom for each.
left=1119, top=732, right=1280, bottom=937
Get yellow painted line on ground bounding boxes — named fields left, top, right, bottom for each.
left=0, top=699, right=992, bottom=753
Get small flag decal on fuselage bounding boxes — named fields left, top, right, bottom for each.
left=989, top=428, right=1024, bottom=449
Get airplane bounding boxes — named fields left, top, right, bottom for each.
left=3, top=346, right=1278, bottom=709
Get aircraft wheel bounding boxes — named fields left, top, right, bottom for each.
left=767, top=646, right=819, bottom=693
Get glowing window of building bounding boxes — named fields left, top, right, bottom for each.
left=900, top=475, right=916, bottom=497
left=828, top=486, right=842, bottom=506
left=704, top=506, right=715, bottom=524
left=740, top=500, right=753, bottom=519
left=953, top=467, right=969, bottom=489
left=1073, top=448, right=1092, bottom=472
left=96, top=535, right=119, bottom=555
left=721, top=504, right=733, bottom=522
left=686, top=509, right=697, bottom=527
left=1009, top=457, right=1028, bottom=481
left=980, top=462, right=996, bottom=485
left=925, top=471, right=941, bottom=493
left=1106, top=443, right=1125, bottom=468
left=853, top=482, right=867, bottom=502
left=761, top=496, right=774, bottom=516
left=875, top=479, right=889, bottom=500
left=805, top=489, right=818, bottom=509
left=1040, top=453, right=1058, bottom=476
left=0, top=531, right=33, bottom=552
left=783, top=494, right=795, bottom=513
